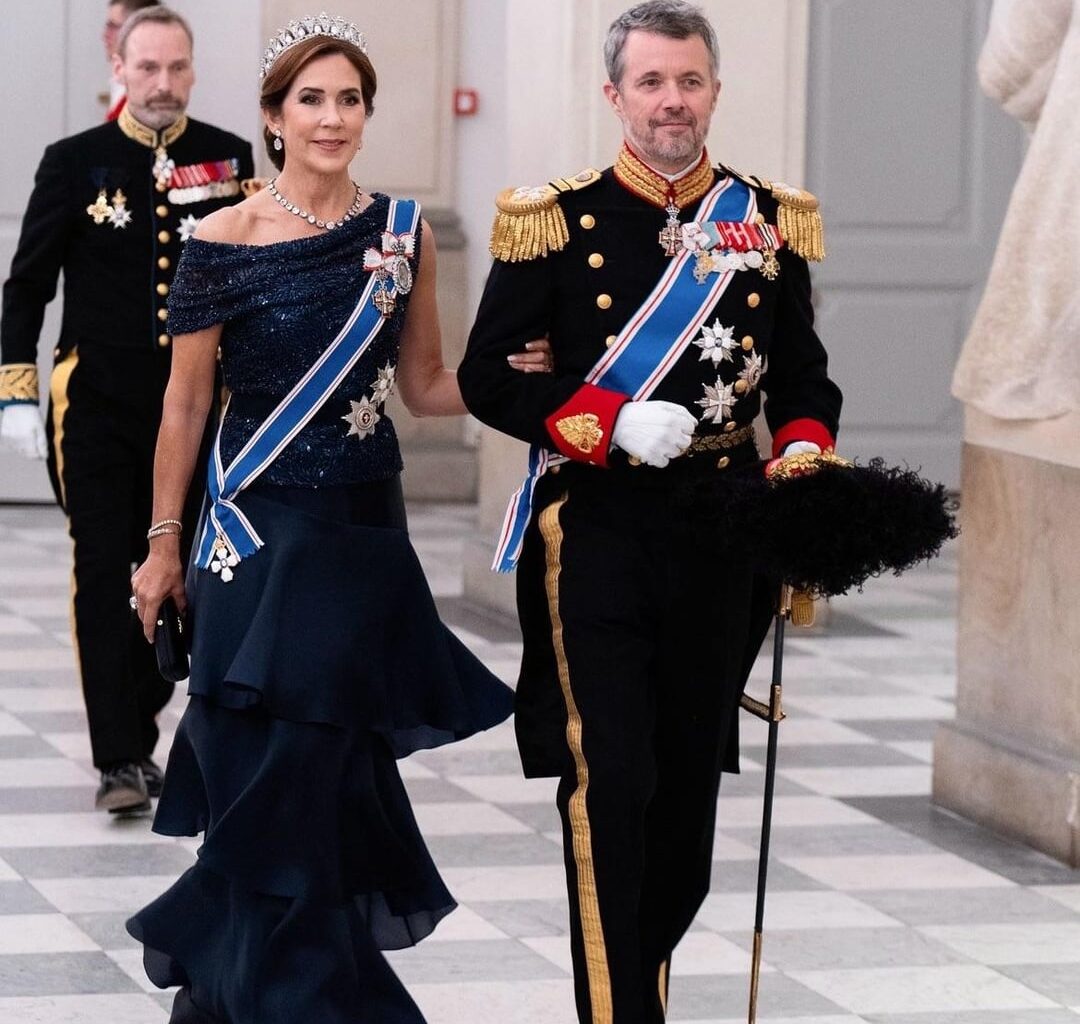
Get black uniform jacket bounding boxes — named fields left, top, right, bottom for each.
left=460, top=165, right=841, bottom=466
left=1, top=117, right=253, bottom=368
left=460, top=165, right=844, bottom=778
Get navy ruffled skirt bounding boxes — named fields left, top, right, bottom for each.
left=126, top=479, right=514, bottom=1023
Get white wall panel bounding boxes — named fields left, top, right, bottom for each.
left=806, top=0, right=1025, bottom=486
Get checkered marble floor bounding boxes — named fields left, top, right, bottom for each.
left=0, top=501, right=1078, bottom=1024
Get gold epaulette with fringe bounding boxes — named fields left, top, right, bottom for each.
left=720, top=166, right=825, bottom=263
left=489, top=168, right=602, bottom=262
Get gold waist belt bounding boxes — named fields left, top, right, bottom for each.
left=686, top=424, right=756, bottom=455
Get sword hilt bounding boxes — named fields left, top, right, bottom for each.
left=739, top=685, right=785, bottom=723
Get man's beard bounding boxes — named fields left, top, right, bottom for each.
left=132, top=96, right=183, bottom=130
left=627, top=118, right=706, bottom=171
left=645, top=123, right=705, bottom=166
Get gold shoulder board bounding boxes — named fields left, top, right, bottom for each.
left=489, top=168, right=602, bottom=263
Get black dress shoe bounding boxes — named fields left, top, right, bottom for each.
left=95, top=761, right=150, bottom=813
left=141, top=757, right=165, bottom=798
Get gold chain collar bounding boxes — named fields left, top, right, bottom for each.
left=117, top=104, right=188, bottom=150
left=614, top=144, right=714, bottom=211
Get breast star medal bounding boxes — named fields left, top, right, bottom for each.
left=693, top=319, right=738, bottom=365
left=696, top=379, right=736, bottom=424
left=342, top=397, right=381, bottom=439
left=178, top=214, right=201, bottom=243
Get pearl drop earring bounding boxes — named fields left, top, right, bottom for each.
left=273, top=129, right=283, bottom=152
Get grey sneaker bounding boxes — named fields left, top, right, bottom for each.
left=95, top=762, right=150, bottom=814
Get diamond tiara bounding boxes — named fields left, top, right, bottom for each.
left=260, top=12, right=367, bottom=80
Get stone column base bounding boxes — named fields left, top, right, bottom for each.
left=934, top=720, right=1080, bottom=867
left=934, top=433, right=1080, bottom=869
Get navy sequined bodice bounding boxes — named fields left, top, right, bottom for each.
left=167, top=193, right=418, bottom=486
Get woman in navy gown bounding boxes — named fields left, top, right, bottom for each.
left=127, top=14, right=546, bottom=1022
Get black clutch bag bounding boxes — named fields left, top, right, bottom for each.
left=154, top=597, right=190, bottom=683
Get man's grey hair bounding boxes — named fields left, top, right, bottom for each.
left=604, top=1, right=720, bottom=88
left=116, top=5, right=193, bottom=59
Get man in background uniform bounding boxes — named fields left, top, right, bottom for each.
left=0, top=6, right=254, bottom=813
left=459, top=2, right=842, bottom=1020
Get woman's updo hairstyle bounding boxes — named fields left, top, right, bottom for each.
left=259, top=36, right=376, bottom=171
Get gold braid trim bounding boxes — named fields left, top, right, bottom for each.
left=767, top=181, right=825, bottom=263
left=613, top=145, right=713, bottom=210
left=0, top=363, right=39, bottom=404
left=489, top=168, right=602, bottom=262
left=117, top=104, right=188, bottom=150
left=766, top=449, right=850, bottom=481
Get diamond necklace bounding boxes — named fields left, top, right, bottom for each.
left=266, top=178, right=365, bottom=230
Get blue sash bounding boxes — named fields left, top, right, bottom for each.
left=195, top=198, right=421, bottom=580
left=492, top=175, right=756, bottom=572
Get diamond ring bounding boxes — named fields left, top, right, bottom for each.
left=129, top=595, right=138, bottom=611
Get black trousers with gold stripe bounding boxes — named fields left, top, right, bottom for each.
left=45, top=344, right=203, bottom=770
left=517, top=467, right=772, bottom=1024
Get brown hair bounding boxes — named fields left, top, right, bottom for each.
left=116, top=5, right=193, bottom=59
left=259, top=37, right=376, bottom=171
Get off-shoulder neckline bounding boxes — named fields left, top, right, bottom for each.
left=185, top=192, right=391, bottom=254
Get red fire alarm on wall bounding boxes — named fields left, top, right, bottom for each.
left=454, top=88, right=479, bottom=117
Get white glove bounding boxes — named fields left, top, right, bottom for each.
left=781, top=440, right=821, bottom=457
left=612, top=400, right=697, bottom=469
left=0, top=404, right=48, bottom=460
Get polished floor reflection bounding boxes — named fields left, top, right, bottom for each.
left=0, top=503, right=1077, bottom=1023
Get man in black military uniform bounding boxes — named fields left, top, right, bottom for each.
left=0, top=6, right=254, bottom=814
left=459, top=3, right=842, bottom=1021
